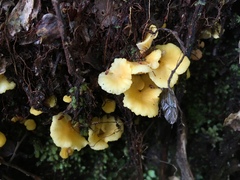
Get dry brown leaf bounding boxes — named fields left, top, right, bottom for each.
left=7, top=0, right=41, bottom=36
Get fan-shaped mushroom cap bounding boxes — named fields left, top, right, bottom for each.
left=123, top=75, right=162, bottom=117
left=129, top=49, right=162, bottom=74
left=98, top=58, right=132, bottom=95
left=136, top=25, right=158, bottom=53
left=145, top=49, right=162, bottom=69
left=156, top=43, right=190, bottom=75
left=50, top=113, right=88, bottom=151
left=129, top=61, right=152, bottom=74
left=148, top=61, right=179, bottom=88
left=88, top=115, right=124, bottom=150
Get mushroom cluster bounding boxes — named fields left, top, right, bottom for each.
left=11, top=116, right=37, bottom=131
left=98, top=25, right=190, bottom=118
left=50, top=110, right=124, bottom=158
left=88, top=115, right=124, bottom=150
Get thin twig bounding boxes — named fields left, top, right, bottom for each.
left=0, top=157, right=42, bottom=180
left=176, top=119, right=194, bottom=180
left=174, top=3, right=204, bottom=180
left=158, top=28, right=186, bottom=52
left=158, top=28, right=187, bottom=89
left=9, top=132, right=27, bottom=163
left=51, top=0, right=75, bottom=75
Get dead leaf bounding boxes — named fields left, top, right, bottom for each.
left=93, top=0, right=118, bottom=28
left=36, top=13, right=60, bottom=44
left=224, top=111, right=240, bottom=131
left=7, top=0, right=41, bottom=37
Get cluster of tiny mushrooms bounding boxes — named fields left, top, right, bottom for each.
left=0, top=24, right=191, bottom=159
left=98, top=25, right=190, bottom=117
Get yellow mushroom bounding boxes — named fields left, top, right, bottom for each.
left=98, top=58, right=132, bottom=95
left=50, top=112, right=88, bottom=152
left=129, top=49, right=162, bottom=75
left=136, top=25, right=158, bottom=53
left=123, top=74, right=162, bottom=117
left=155, top=43, right=190, bottom=75
left=145, top=49, right=162, bottom=69
left=24, top=119, right=37, bottom=131
left=59, top=147, right=74, bottom=159
left=200, top=23, right=223, bottom=39
left=200, top=28, right=212, bottom=39
left=0, top=131, right=6, bottom=147
left=102, top=99, right=116, bottom=113
left=11, top=116, right=24, bottom=123
left=88, top=115, right=124, bottom=150
left=63, top=95, right=72, bottom=103
left=191, top=49, right=203, bottom=60
left=0, top=74, right=16, bottom=94
left=30, top=107, right=43, bottom=116
left=148, top=61, right=179, bottom=88
left=45, top=95, right=57, bottom=108
left=129, top=61, right=152, bottom=74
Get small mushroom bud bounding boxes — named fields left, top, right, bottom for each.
left=24, top=119, right=37, bottom=131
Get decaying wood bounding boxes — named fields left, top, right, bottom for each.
left=176, top=120, right=194, bottom=180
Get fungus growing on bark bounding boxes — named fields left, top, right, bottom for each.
left=50, top=112, right=88, bottom=156
left=98, top=58, right=132, bottom=95
left=123, top=74, right=162, bottom=117
left=0, top=74, right=16, bottom=94
left=88, top=115, right=124, bottom=150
